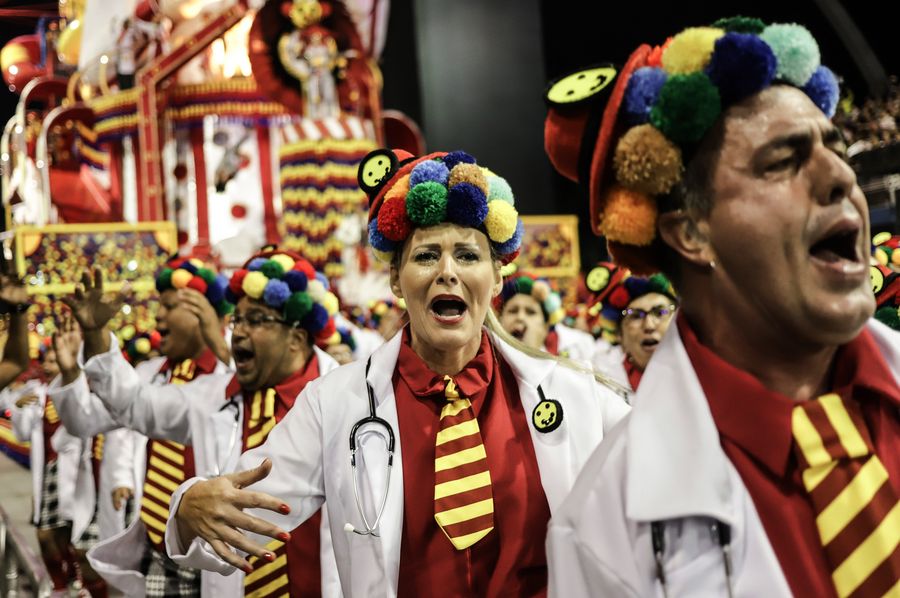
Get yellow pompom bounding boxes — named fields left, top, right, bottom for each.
left=448, top=163, right=489, bottom=194
left=500, top=262, right=518, bottom=277
left=307, top=280, right=326, bottom=301
left=484, top=200, right=519, bottom=243
left=873, top=232, right=892, bottom=246
left=614, top=125, right=683, bottom=195
left=372, top=248, right=394, bottom=263
left=599, top=185, right=658, bottom=246
left=325, top=331, right=341, bottom=346
left=134, top=338, right=152, bottom=354
left=893, top=252, right=900, bottom=267
left=397, top=297, right=406, bottom=310
left=385, top=174, right=411, bottom=203
left=532, top=280, right=551, bottom=302
left=548, top=308, right=565, bottom=327
left=242, top=271, right=269, bottom=299
left=480, top=166, right=496, bottom=178
left=188, top=258, right=205, bottom=269
left=321, top=292, right=339, bottom=316
left=373, top=302, right=388, bottom=317
left=120, top=325, right=136, bottom=341
left=662, top=27, right=724, bottom=74
left=876, top=250, right=889, bottom=266
left=171, top=269, right=193, bottom=289
left=270, top=254, right=295, bottom=272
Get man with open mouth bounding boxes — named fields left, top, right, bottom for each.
left=544, top=17, right=900, bottom=598
left=54, top=250, right=343, bottom=598
left=49, top=258, right=233, bottom=597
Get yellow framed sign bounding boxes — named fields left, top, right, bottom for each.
left=517, top=215, right=581, bottom=278
left=13, top=221, right=177, bottom=336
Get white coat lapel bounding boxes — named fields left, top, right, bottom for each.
left=625, top=323, right=735, bottom=524
left=356, top=332, right=405, bottom=595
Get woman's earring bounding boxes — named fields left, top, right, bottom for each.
left=709, top=260, right=717, bottom=269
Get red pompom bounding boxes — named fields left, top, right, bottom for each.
left=186, top=276, right=208, bottom=294
left=149, top=330, right=162, bottom=349
left=229, top=269, right=249, bottom=295
left=377, top=198, right=413, bottom=241
left=231, top=204, right=248, bottom=219
left=316, top=318, right=336, bottom=341
left=609, top=286, right=631, bottom=310
left=500, top=248, right=520, bottom=265
left=293, top=258, right=317, bottom=281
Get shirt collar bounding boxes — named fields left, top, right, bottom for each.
left=224, top=352, right=320, bottom=408
left=161, top=347, right=220, bottom=377
left=396, top=325, right=495, bottom=404
left=678, top=314, right=900, bottom=478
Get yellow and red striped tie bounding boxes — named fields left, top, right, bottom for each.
left=433, top=375, right=494, bottom=550
left=243, top=388, right=288, bottom=597
left=139, top=359, right=193, bottom=550
left=792, top=393, right=900, bottom=598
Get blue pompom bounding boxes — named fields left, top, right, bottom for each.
left=247, top=257, right=268, bottom=272
left=368, top=219, right=397, bottom=252
left=283, top=270, right=308, bottom=292
left=409, top=160, right=450, bottom=187
left=803, top=65, right=839, bottom=118
left=623, top=67, right=668, bottom=124
left=500, top=278, right=520, bottom=302
left=600, top=306, right=622, bottom=323
left=302, top=303, right=329, bottom=334
left=263, top=279, right=292, bottom=308
left=446, top=183, right=488, bottom=227
left=206, top=276, right=226, bottom=305
left=494, top=219, right=524, bottom=255
left=177, top=261, right=198, bottom=275
left=707, top=32, right=776, bottom=105
left=224, top=287, right=238, bottom=305
left=441, top=151, right=476, bottom=171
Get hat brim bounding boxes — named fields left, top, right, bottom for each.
left=366, top=151, right=446, bottom=222
left=588, top=44, right=652, bottom=236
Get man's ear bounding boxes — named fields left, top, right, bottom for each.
left=290, top=326, right=309, bottom=350
left=657, top=210, right=716, bottom=268
left=389, top=264, right=403, bottom=298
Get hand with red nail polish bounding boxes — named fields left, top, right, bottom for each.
left=173, top=458, right=292, bottom=572
left=278, top=532, right=291, bottom=542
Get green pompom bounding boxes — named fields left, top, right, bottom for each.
left=406, top=181, right=448, bottom=226
left=760, top=23, right=820, bottom=86
left=216, top=300, right=235, bottom=316
left=260, top=259, right=286, bottom=280
left=650, top=73, right=721, bottom=145
left=285, top=291, right=314, bottom=323
left=156, top=268, right=174, bottom=290
left=712, top=16, right=766, bottom=34
left=197, top=268, right=216, bottom=285
left=875, top=306, right=900, bottom=331
left=516, top=276, right=534, bottom=295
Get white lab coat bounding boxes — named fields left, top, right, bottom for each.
left=591, top=337, right=629, bottom=388
left=546, top=318, right=900, bottom=597
left=64, top=343, right=341, bottom=598
left=553, top=323, right=596, bottom=362
left=98, top=426, right=146, bottom=540
left=166, top=327, right=631, bottom=597
left=8, top=381, right=89, bottom=537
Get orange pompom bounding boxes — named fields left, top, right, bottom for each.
left=448, top=163, right=489, bottom=195
left=599, top=186, right=658, bottom=246
left=613, top=124, right=683, bottom=195
left=384, top=174, right=411, bottom=203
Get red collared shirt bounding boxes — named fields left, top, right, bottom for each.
left=622, top=355, right=643, bottom=391
left=678, top=316, right=900, bottom=597
left=393, top=327, right=551, bottom=598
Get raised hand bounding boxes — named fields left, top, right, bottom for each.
left=0, top=258, right=28, bottom=307
left=61, top=267, right=130, bottom=332
left=53, top=312, right=82, bottom=384
left=177, top=288, right=230, bottom=364
left=175, top=459, right=290, bottom=572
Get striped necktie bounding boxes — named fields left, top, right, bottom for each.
left=140, top=358, right=195, bottom=551
left=243, top=387, right=287, bottom=597
left=433, top=375, right=494, bottom=550
left=791, top=393, right=900, bottom=598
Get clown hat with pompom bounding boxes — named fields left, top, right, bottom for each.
left=493, top=273, right=565, bottom=326
left=156, top=257, right=234, bottom=316
left=544, top=16, right=841, bottom=274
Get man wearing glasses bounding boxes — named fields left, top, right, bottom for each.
left=52, top=251, right=342, bottom=597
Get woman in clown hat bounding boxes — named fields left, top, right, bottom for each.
left=167, top=148, right=630, bottom=597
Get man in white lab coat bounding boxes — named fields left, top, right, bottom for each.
left=543, top=17, right=900, bottom=597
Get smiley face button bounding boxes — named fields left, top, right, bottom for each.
left=872, top=265, right=885, bottom=295
left=586, top=265, right=611, bottom=293
left=545, top=65, right=617, bottom=106
left=357, top=148, right=398, bottom=195
left=532, top=398, right=563, bottom=433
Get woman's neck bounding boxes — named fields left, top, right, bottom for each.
left=411, top=332, right=482, bottom=376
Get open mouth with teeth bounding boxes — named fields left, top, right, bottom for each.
left=232, top=346, right=256, bottom=370
left=429, top=295, right=468, bottom=324
left=809, top=228, right=860, bottom=264
left=640, top=338, right=659, bottom=351
left=510, top=325, right=527, bottom=340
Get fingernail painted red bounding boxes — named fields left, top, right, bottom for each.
left=243, top=565, right=253, bottom=574
left=263, top=552, right=275, bottom=562
left=278, top=504, right=291, bottom=514
left=277, top=532, right=291, bottom=542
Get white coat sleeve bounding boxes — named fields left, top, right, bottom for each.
left=104, top=427, right=140, bottom=490
left=165, top=379, right=327, bottom=572
left=10, top=401, right=40, bottom=443
left=83, top=346, right=192, bottom=444
left=597, top=382, right=631, bottom=435
left=48, top=372, right=121, bottom=438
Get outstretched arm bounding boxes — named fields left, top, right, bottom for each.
left=61, top=267, right=130, bottom=362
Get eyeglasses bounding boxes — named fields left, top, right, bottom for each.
left=229, top=312, right=289, bottom=330
left=621, top=304, right=676, bottom=324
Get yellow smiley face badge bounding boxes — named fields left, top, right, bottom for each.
left=532, top=397, right=563, bottom=433
left=545, top=65, right=617, bottom=106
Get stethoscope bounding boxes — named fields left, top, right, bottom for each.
left=344, top=357, right=395, bottom=537
left=651, top=519, right=735, bottom=598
